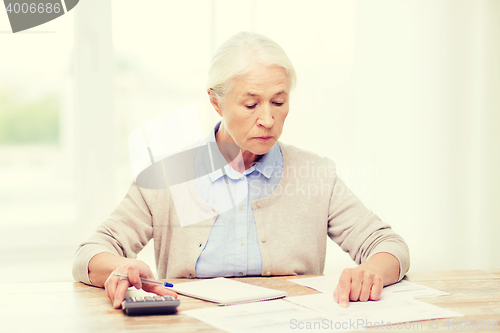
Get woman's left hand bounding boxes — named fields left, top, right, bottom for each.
left=333, top=252, right=400, bottom=307
left=333, top=267, right=383, bottom=307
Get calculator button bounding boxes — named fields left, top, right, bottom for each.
left=122, top=295, right=180, bottom=316
left=125, top=297, right=133, bottom=302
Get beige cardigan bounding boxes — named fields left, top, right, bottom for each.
left=73, top=143, right=410, bottom=284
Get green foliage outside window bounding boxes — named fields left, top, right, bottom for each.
left=0, top=91, right=59, bottom=145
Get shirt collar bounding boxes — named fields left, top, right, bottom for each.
left=206, top=122, right=281, bottom=182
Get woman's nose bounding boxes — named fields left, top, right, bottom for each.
left=257, top=104, right=274, bottom=128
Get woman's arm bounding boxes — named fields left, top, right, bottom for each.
left=326, top=159, right=409, bottom=307
left=73, top=182, right=177, bottom=308
left=73, top=182, right=155, bottom=285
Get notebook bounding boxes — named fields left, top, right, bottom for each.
left=172, top=277, right=287, bottom=305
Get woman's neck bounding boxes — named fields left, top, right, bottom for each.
left=215, top=125, right=261, bottom=172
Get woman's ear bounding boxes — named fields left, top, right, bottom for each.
left=208, top=89, right=223, bottom=117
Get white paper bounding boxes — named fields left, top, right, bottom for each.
left=289, top=275, right=449, bottom=299
left=183, top=299, right=361, bottom=333
left=288, top=274, right=339, bottom=294
left=382, top=280, right=449, bottom=298
left=184, top=278, right=462, bottom=332
left=172, top=277, right=286, bottom=305
left=285, top=293, right=463, bottom=328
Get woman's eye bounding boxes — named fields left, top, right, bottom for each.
left=273, top=102, right=284, bottom=106
left=246, top=104, right=257, bottom=109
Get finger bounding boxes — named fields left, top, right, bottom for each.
left=113, top=278, right=131, bottom=309
left=333, top=286, right=339, bottom=303
left=358, top=272, right=374, bottom=302
left=143, top=284, right=178, bottom=299
left=338, top=269, right=352, bottom=307
left=127, top=265, right=142, bottom=290
left=369, top=275, right=384, bottom=301
left=105, top=275, right=119, bottom=303
left=349, top=269, right=363, bottom=302
left=105, top=282, right=112, bottom=303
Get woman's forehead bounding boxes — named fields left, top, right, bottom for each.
left=234, top=86, right=289, bottom=100
left=231, top=66, right=290, bottom=98
left=240, top=90, right=288, bottom=98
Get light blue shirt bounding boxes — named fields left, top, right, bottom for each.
left=194, top=122, right=283, bottom=277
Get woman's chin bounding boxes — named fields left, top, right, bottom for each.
left=247, top=141, right=276, bottom=156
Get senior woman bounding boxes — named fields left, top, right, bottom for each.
left=73, top=32, right=409, bottom=309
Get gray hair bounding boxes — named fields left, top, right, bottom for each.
left=207, top=32, right=297, bottom=99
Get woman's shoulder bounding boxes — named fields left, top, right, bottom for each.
left=278, top=142, right=336, bottom=168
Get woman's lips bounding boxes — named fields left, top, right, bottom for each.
left=254, top=136, right=273, bottom=142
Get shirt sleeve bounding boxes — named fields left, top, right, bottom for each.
left=326, top=159, right=410, bottom=281
left=72, top=182, right=154, bottom=285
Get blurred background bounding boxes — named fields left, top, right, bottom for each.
left=0, top=0, right=498, bottom=283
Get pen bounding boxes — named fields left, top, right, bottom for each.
left=113, top=273, right=174, bottom=288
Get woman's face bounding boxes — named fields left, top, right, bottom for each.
left=210, top=65, right=290, bottom=157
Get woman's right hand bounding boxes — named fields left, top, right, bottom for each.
left=89, top=253, right=177, bottom=309
left=105, top=259, right=178, bottom=308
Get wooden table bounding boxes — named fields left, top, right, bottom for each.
left=1, top=270, right=499, bottom=332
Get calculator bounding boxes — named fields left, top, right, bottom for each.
left=121, top=289, right=180, bottom=316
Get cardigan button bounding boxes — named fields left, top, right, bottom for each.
left=261, top=239, right=266, bottom=243
left=266, top=271, right=271, bottom=276
left=256, top=203, right=261, bottom=209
